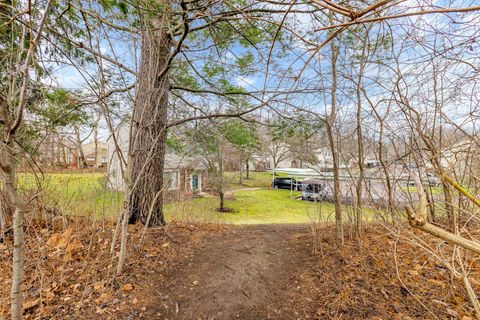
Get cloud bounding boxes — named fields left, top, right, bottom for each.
left=236, top=75, right=256, bottom=88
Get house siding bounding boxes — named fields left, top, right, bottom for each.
left=106, top=123, right=206, bottom=202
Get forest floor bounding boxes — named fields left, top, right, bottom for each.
left=1, top=220, right=478, bottom=319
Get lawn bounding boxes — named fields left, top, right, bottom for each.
left=399, top=185, right=444, bottom=195
left=225, top=171, right=288, bottom=190
left=18, top=172, right=122, bottom=218
left=15, top=172, right=379, bottom=225
left=166, top=189, right=339, bottom=224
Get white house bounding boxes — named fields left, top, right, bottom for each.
left=106, top=123, right=207, bottom=200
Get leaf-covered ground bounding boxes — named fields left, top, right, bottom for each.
left=1, top=220, right=478, bottom=319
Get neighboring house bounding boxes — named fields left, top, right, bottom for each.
left=248, top=154, right=272, bottom=171
left=248, top=146, right=348, bottom=171
left=248, top=153, right=293, bottom=171
left=68, top=142, right=108, bottom=168
left=106, top=123, right=207, bottom=201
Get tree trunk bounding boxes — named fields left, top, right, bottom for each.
left=377, top=123, right=395, bottom=216
left=1, top=143, right=25, bottom=320
left=246, top=159, right=250, bottom=179
left=93, top=123, right=98, bottom=167
left=128, top=12, right=171, bottom=226
left=49, top=133, right=55, bottom=166
left=354, top=40, right=367, bottom=238
left=218, top=139, right=225, bottom=211
left=61, top=140, right=67, bottom=167
left=239, top=159, right=243, bottom=184
left=327, top=18, right=343, bottom=244
left=74, top=126, right=88, bottom=169
left=219, top=190, right=225, bottom=211
left=442, top=183, right=457, bottom=232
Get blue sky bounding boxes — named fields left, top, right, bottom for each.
left=44, top=0, right=480, bottom=142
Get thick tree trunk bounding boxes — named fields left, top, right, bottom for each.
left=128, top=13, right=171, bottom=226
left=246, top=159, right=250, bottom=179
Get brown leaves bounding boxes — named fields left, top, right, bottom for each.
left=22, top=298, right=39, bottom=311
left=46, top=228, right=83, bottom=262
left=46, top=228, right=73, bottom=248
left=447, top=308, right=459, bottom=317
left=121, top=283, right=134, bottom=292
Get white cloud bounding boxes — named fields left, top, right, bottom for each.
left=236, top=75, right=256, bottom=88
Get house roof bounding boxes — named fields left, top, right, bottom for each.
left=164, top=153, right=205, bottom=171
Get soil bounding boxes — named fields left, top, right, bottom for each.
left=131, top=224, right=479, bottom=320
left=154, top=224, right=310, bottom=319
left=1, top=220, right=479, bottom=319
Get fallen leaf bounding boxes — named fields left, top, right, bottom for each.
left=57, top=236, right=68, bottom=249
left=94, top=282, right=104, bottom=290
left=66, top=238, right=81, bottom=254
left=97, top=293, right=111, bottom=303
left=22, top=298, right=39, bottom=310
left=447, top=309, right=458, bottom=318
left=427, top=279, right=445, bottom=288
left=121, top=283, right=134, bottom=292
left=46, top=233, right=62, bottom=247
left=45, top=292, right=55, bottom=300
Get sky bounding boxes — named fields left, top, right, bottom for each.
left=43, top=0, right=480, bottom=143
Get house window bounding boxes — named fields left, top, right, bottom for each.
left=164, top=171, right=179, bottom=190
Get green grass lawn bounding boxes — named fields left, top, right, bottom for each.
left=17, top=172, right=315, bottom=223
left=18, top=173, right=122, bottom=218
left=225, top=171, right=288, bottom=190
left=399, top=185, right=444, bottom=195
left=166, top=189, right=341, bottom=224
left=15, top=172, right=380, bottom=225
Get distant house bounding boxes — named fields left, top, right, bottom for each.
left=68, top=142, right=108, bottom=168
left=247, top=146, right=350, bottom=171
left=106, top=123, right=207, bottom=201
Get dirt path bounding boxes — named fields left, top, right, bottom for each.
left=154, top=224, right=311, bottom=319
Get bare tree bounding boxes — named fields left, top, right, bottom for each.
left=0, top=1, right=53, bottom=318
